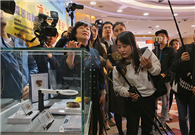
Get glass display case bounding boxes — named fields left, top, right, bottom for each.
left=0, top=48, right=92, bottom=135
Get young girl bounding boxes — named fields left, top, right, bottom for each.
left=113, top=31, right=161, bottom=135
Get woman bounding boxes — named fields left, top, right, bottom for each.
left=169, top=39, right=180, bottom=51
left=113, top=31, right=161, bottom=135
left=64, top=20, right=106, bottom=135
left=107, top=22, right=126, bottom=135
left=167, top=39, right=181, bottom=122
left=90, top=23, right=107, bottom=68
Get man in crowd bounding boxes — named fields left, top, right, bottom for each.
left=100, top=21, right=116, bottom=130
left=153, top=29, right=176, bottom=129
left=0, top=9, right=38, bottom=100
left=32, top=32, right=60, bottom=89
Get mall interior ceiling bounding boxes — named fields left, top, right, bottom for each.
left=70, top=0, right=195, bottom=41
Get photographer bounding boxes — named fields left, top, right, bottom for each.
left=113, top=31, right=161, bottom=135
left=171, top=32, right=195, bottom=135
left=1, top=9, right=38, bottom=100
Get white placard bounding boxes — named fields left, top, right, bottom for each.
left=30, top=73, right=49, bottom=102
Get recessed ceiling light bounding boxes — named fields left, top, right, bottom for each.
left=174, top=14, right=178, bottom=16
left=148, top=32, right=151, bottom=33
left=143, top=13, right=149, bottom=16
left=117, top=9, right=123, bottom=13
left=191, top=25, right=195, bottom=27
left=90, top=1, right=97, bottom=6
left=156, top=25, right=159, bottom=28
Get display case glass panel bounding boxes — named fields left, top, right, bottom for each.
left=0, top=48, right=92, bottom=135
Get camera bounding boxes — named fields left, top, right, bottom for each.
left=66, top=3, right=84, bottom=13
left=153, top=36, right=163, bottom=47
left=0, top=1, right=15, bottom=15
left=32, top=11, right=59, bottom=46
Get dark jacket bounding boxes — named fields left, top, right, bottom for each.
left=100, top=37, right=117, bottom=52
left=172, top=43, right=195, bottom=99
left=153, top=44, right=176, bottom=82
left=55, top=36, right=68, bottom=48
left=31, top=45, right=60, bottom=73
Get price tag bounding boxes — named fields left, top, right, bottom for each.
left=37, top=109, right=54, bottom=130
left=21, top=101, right=33, bottom=115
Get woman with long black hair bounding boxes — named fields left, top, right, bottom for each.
left=113, top=31, right=161, bottom=135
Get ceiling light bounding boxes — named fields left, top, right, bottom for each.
left=143, top=13, right=149, bottom=16
left=148, top=32, right=151, bottom=33
left=117, top=9, right=123, bottom=13
left=156, top=25, right=159, bottom=28
left=191, top=25, right=195, bottom=27
left=174, top=14, right=178, bottom=16
left=90, top=1, right=97, bottom=6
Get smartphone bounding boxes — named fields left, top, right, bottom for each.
left=140, top=48, right=152, bottom=61
left=111, top=52, right=122, bottom=61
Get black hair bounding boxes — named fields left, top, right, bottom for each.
left=169, top=39, right=180, bottom=47
left=116, top=31, right=141, bottom=74
left=61, top=30, right=67, bottom=37
left=113, top=22, right=126, bottom=30
left=91, top=23, right=107, bottom=58
left=69, top=20, right=93, bottom=43
left=102, top=21, right=113, bottom=28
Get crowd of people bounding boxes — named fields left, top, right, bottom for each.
left=1, top=8, right=195, bottom=135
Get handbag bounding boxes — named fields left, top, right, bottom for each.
left=148, top=72, right=167, bottom=98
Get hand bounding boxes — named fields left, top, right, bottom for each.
left=140, top=57, right=152, bottom=69
left=23, top=85, right=29, bottom=100
left=65, top=40, right=82, bottom=48
left=47, top=52, right=52, bottom=58
left=129, top=92, right=139, bottom=101
left=193, top=87, right=195, bottom=95
left=99, top=93, right=106, bottom=110
left=181, top=52, right=190, bottom=62
left=161, top=73, right=166, bottom=78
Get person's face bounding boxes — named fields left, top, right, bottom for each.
left=0, top=10, right=7, bottom=27
left=75, top=25, right=91, bottom=41
left=172, top=40, right=180, bottom=50
left=102, top=24, right=113, bottom=37
left=157, top=33, right=169, bottom=45
left=46, top=35, right=58, bottom=47
left=117, top=40, right=132, bottom=60
left=113, top=24, right=126, bottom=38
left=92, top=26, right=98, bottom=41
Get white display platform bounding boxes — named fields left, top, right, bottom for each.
left=7, top=110, right=39, bottom=124
left=49, top=102, right=81, bottom=115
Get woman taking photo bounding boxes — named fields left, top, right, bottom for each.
left=113, top=31, right=161, bottom=135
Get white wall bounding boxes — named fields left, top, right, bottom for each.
left=137, top=41, right=153, bottom=51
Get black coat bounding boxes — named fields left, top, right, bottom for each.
left=153, top=45, right=176, bottom=82
left=172, top=43, right=195, bottom=99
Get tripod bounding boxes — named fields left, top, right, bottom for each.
left=113, top=61, right=169, bottom=135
